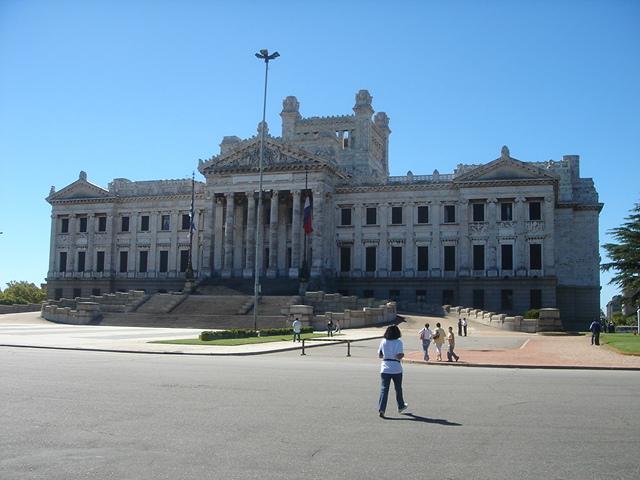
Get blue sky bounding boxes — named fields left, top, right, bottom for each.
left=1, top=0, right=638, bottom=309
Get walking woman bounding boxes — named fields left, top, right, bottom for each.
left=377, top=325, right=408, bottom=418
left=433, top=322, right=446, bottom=361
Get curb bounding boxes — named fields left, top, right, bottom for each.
left=403, top=358, right=640, bottom=371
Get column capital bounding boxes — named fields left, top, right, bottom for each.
left=225, top=191, right=235, bottom=199
left=515, top=196, right=527, bottom=203
left=486, top=198, right=498, bottom=204
left=291, top=189, right=302, bottom=196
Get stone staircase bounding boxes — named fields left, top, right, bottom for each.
left=254, top=295, right=300, bottom=315
left=134, top=293, right=187, bottom=314
left=94, top=313, right=289, bottom=330
left=170, top=295, right=251, bottom=315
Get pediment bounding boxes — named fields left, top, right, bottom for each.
left=454, top=155, right=556, bottom=183
left=198, top=137, right=341, bottom=175
left=47, top=174, right=112, bottom=202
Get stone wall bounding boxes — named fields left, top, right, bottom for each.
left=41, top=290, right=148, bottom=325
left=445, top=305, right=561, bottom=333
left=0, top=303, right=43, bottom=314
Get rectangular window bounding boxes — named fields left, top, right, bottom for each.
left=365, top=246, right=376, bottom=272
left=77, top=251, right=85, bottom=272
left=501, top=244, right=513, bottom=270
left=530, top=244, right=542, bottom=270
left=287, top=207, right=293, bottom=225
left=340, top=208, right=352, bottom=226
left=73, top=288, right=82, bottom=299
left=529, top=202, right=541, bottom=220
left=181, top=214, right=190, bottom=230
left=389, top=290, right=400, bottom=301
left=442, top=289, right=454, bottom=305
left=501, top=202, right=513, bottom=221
left=417, top=206, right=429, bottom=224
left=60, top=217, right=69, bottom=233
left=286, top=248, right=292, bottom=269
left=366, top=207, right=377, bottom=225
left=159, top=250, right=169, bottom=273
left=79, top=217, right=87, bottom=233
left=91, top=288, right=101, bottom=296
left=416, top=289, right=427, bottom=303
left=264, top=206, right=270, bottom=225
left=139, top=250, right=148, bottom=273
left=161, top=215, right=170, bottom=231
left=59, top=251, right=67, bottom=272
left=179, top=250, right=189, bottom=272
left=417, top=246, right=429, bottom=271
left=444, top=205, right=456, bottom=223
left=264, top=248, right=270, bottom=269
left=391, top=246, right=402, bottom=271
left=472, top=203, right=485, bottom=222
left=121, top=216, right=130, bottom=232
left=473, top=245, right=485, bottom=271
left=472, top=289, right=485, bottom=309
left=363, top=289, right=374, bottom=298
left=444, top=245, right=456, bottom=271
left=530, top=289, right=542, bottom=309
left=140, top=215, right=150, bottom=231
left=391, top=206, right=403, bottom=225
left=340, top=246, right=351, bottom=272
left=54, top=288, right=63, bottom=300
left=97, top=216, right=107, bottom=232
left=119, top=251, right=128, bottom=273
left=96, top=251, right=105, bottom=272
left=501, top=289, right=514, bottom=310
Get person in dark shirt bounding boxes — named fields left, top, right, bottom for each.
left=589, top=319, right=602, bottom=346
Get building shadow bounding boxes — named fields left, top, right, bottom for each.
left=382, top=413, right=461, bottom=426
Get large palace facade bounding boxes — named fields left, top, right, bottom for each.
left=46, top=90, right=602, bottom=328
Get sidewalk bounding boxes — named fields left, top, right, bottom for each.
left=2, top=312, right=639, bottom=369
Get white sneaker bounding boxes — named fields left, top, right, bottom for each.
left=399, top=403, right=408, bottom=413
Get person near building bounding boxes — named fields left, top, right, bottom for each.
left=462, top=317, right=468, bottom=336
left=433, top=323, right=446, bottom=361
left=377, top=325, right=408, bottom=418
left=292, top=317, right=302, bottom=343
left=458, top=317, right=463, bottom=336
left=334, top=319, right=341, bottom=334
left=327, top=318, right=334, bottom=337
left=589, top=318, right=602, bottom=346
left=418, top=323, right=433, bottom=362
left=447, top=326, right=460, bottom=362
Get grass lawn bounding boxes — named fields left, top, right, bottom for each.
left=601, top=333, right=640, bottom=355
left=150, top=332, right=326, bottom=346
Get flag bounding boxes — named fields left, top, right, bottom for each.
left=303, top=195, right=313, bottom=234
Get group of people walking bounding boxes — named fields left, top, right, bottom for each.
left=417, top=322, right=460, bottom=362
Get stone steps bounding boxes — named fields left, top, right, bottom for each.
left=171, top=295, right=251, bottom=315
left=97, top=312, right=289, bottom=330
left=134, top=293, right=186, bottom=314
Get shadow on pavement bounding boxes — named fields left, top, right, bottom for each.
left=383, top=413, right=461, bottom=426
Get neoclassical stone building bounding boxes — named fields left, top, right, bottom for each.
left=46, top=90, right=602, bottom=328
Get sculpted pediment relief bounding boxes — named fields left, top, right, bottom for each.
left=199, top=137, right=339, bottom=175
left=454, top=148, right=556, bottom=183
left=47, top=172, right=111, bottom=202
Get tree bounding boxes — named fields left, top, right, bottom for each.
left=601, top=202, right=640, bottom=306
left=0, top=281, right=46, bottom=305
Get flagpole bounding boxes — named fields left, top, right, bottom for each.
left=185, top=171, right=195, bottom=282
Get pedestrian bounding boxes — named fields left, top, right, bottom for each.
left=334, top=319, right=341, bottom=334
left=446, top=326, right=460, bottom=362
left=433, top=322, right=446, bottom=361
left=589, top=318, right=602, bottom=346
left=377, top=325, right=408, bottom=418
left=292, top=317, right=302, bottom=343
left=608, top=321, right=615, bottom=334
left=327, top=319, right=334, bottom=337
left=462, top=317, right=468, bottom=336
left=458, top=317, right=463, bottom=336
left=418, top=323, right=433, bottom=362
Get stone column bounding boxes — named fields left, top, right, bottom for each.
left=200, top=194, right=215, bottom=277
left=430, top=201, right=441, bottom=277
left=486, top=198, right=498, bottom=276
left=267, top=190, right=279, bottom=278
left=353, top=203, right=363, bottom=276
left=405, top=202, right=415, bottom=276
left=106, top=213, right=115, bottom=275
left=48, top=213, right=56, bottom=275
left=169, top=211, right=179, bottom=274
left=213, top=197, right=224, bottom=273
left=244, top=192, right=256, bottom=278
left=543, top=196, right=555, bottom=275
left=310, top=190, right=325, bottom=277
left=69, top=215, right=77, bottom=272
left=130, top=214, right=138, bottom=276
left=458, top=199, right=470, bottom=276
left=222, top=192, right=235, bottom=278
left=515, top=196, right=527, bottom=275
left=378, top=202, right=389, bottom=277
left=289, top=189, right=301, bottom=278
left=149, top=212, right=158, bottom=275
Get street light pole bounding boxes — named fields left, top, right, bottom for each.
left=253, top=49, right=279, bottom=332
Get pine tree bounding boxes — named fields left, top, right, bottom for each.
left=601, top=202, right=640, bottom=305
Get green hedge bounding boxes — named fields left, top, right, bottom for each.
left=524, top=309, right=540, bottom=319
left=199, top=327, right=314, bottom=341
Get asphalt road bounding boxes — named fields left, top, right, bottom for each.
left=1, top=342, right=639, bottom=480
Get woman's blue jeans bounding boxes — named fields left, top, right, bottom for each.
left=378, top=373, right=405, bottom=413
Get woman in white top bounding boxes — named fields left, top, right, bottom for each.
left=418, top=323, right=433, bottom=362
left=377, top=325, right=408, bottom=418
